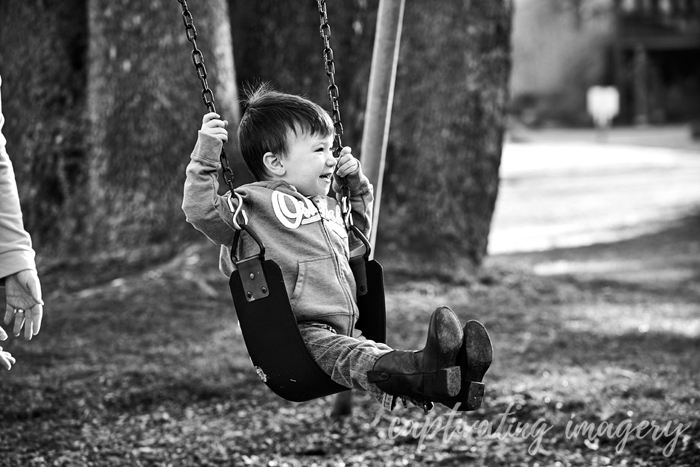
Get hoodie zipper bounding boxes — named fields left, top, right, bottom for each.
left=309, top=197, right=358, bottom=334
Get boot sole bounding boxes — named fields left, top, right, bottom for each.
left=439, top=320, right=493, bottom=411
left=463, top=320, right=493, bottom=383
left=425, top=307, right=464, bottom=398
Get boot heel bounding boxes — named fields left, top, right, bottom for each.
left=440, top=381, right=485, bottom=412
left=462, top=381, right=485, bottom=411
left=441, top=366, right=462, bottom=397
left=425, top=365, right=461, bottom=397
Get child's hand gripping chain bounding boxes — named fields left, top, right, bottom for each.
left=333, top=146, right=362, bottom=193
left=201, top=112, right=229, bottom=143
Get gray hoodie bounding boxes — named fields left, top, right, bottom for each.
left=182, top=132, right=374, bottom=336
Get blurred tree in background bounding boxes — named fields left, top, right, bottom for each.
left=0, top=0, right=512, bottom=281
left=86, top=0, right=238, bottom=264
left=0, top=0, right=87, bottom=256
left=379, top=0, right=513, bottom=280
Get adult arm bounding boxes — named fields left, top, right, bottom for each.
left=0, top=76, right=44, bottom=340
left=0, top=76, right=36, bottom=280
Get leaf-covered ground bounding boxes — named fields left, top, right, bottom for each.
left=1, top=212, right=699, bottom=466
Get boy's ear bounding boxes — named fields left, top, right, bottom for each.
left=262, top=151, right=285, bottom=177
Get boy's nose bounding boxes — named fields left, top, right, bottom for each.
left=326, top=151, right=337, bottom=166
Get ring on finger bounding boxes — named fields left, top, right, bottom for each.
left=14, top=309, right=24, bottom=314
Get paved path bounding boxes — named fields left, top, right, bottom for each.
left=490, top=127, right=700, bottom=255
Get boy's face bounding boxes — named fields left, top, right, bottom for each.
left=280, top=130, right=337, bottom=197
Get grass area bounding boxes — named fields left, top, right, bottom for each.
left=1, top=215, right=699, bottom=466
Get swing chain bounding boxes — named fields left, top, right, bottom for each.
left=316, top=1, right=371, bottom=259
left=317, top=0, right=343, bottom=155
left=177, top=0, right=235, bottom=191
left=317, top=0, right=350, bottom=223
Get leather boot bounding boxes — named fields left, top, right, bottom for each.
left=367, top=307, right=463, bottom=405
left=437, top=320, right=493, bottom=411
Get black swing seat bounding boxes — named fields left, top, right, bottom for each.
left=229, top=249, right=386, bottom=402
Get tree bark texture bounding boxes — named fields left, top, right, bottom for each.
left=0, top=0, right=88, bottom=255
left=86, top=0, right=239, bottom=263
left=378, top=0, right=513, bottom=280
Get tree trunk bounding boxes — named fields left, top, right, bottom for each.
left=378, top=0, right=513, bottom=281
left=86, top=0, right=239, bottom=264
left=0, top=0, right=88, bottom=256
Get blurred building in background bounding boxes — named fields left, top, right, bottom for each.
left=510, top=0, right=700, bottom=128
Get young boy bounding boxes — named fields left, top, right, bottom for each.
left=182, top=84, right=491, bottom=411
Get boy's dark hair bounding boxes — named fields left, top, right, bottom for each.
left=238, top=83, right=335, bottom=181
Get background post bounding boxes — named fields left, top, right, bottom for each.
left=360, top=0, right=405, bottom=257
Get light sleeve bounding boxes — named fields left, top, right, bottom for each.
left=0, top=75, right=37, bottom=279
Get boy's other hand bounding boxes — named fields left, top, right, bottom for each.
left=333, top=147, right=364, bottom=193
left=201, top=112, right=228, bottom=143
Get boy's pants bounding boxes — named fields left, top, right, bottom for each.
left=299, top=323, right=396, bottom=410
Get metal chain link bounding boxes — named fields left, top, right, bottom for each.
left=317, top=0, right=344, bottom=157
left=317, top=0, right=358, bottom=232
left=177, top=0, right=235, bottom=191
left=316, top=0, right=371, bottom=263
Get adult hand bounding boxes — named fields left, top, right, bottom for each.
left=3, top=269, right=44, bottom=340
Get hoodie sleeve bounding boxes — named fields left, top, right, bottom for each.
left=0, top=75, right=37, bottom=280
left=181, top=131, right=239, bottom=248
